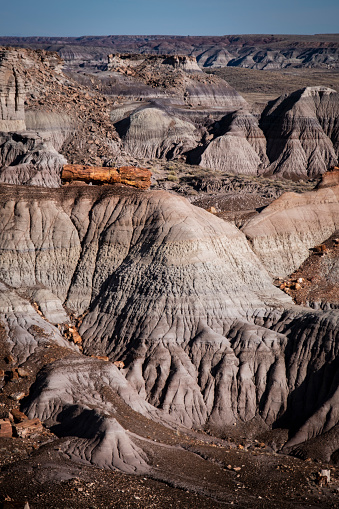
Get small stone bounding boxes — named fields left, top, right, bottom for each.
left=10, top=392, right=26, bottom=401
left=5, top=355, right=14, bottom=364
left=317, top=469, right=331, bottom=486
left=17, top=368, right=30, bottom=377
left=206, top=206, right=217, bottom=214
left=113, top=360, right=125, bottom=369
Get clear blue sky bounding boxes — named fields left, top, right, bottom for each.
left=1, top=0, right=338, bottom=37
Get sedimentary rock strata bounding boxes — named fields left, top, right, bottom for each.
left=0, top=48, right=26, bottom=132
left=0, top=183, right=338, bottom=474
left=114, top=105, right=201, bottom=160
left=1, top=43, right=339, bottom=493
left=242, top=169, right=339, bottom=277
left=199, top=109, right=268, bottom=175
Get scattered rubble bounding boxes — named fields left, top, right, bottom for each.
left=274, top=231, right=339, bottom=307
left=63, top=323, right=83, bottom=346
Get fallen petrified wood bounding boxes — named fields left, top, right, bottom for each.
left=13, top=418, right=43, bottom=438
left=62, top=164, right=152, bottom=189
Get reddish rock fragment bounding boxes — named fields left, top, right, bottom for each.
left=113, top=360, right=125, bottom=369
left=9, top=408, right=28, bottom=423
left=91, top=355, right=109, bottom=362
left=317, top=167, right=339, bottom=189
left=313, top=244, right=328, bottom=254
left=0, top=418, right=13, bottom=438
left=64, top=324, right=83, bottom=345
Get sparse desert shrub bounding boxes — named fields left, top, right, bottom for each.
left=167, top=174, right=179, bottom=182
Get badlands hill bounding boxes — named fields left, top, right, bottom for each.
left=0, top=46, right=338, bottom=185
left=0, top=44, right=339, bottom=508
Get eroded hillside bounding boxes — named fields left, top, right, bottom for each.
left=0, top=44, right=339, bottom=508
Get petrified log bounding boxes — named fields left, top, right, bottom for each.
left=317, top=166, right=339, bottom=189
left=62, top=164, right=151, bottom=189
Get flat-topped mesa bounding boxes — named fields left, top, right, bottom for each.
left=317, top=166, right=339, bottom=189
left=106, top=52, right=201, bottom=73
left=62, top=164, right=152, bottom=189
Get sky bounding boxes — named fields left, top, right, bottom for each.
left=0, top=0, right=338, bottom=37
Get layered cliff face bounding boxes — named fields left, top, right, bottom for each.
left=0, top=47, right=71, bottom=186
left=96, top=51, right=247, bottom=109
left=0, top=48, right=26, bottom=132
left=0, top=183, right=339, bottom=474
left=107, top=53, right=202, bottom=74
